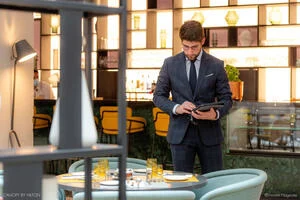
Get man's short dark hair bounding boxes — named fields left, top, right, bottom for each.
left=179, top=20, right=205, bottom=42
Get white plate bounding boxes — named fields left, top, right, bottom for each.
left=163, top=175, right=189, bottom=181
left=100, top=180, right=119, bottom=186
left=133, top=169, right=146, bottom=173
left=71, top=172, right=85, bottom=176
left=61, top=176, right=84, bottom=180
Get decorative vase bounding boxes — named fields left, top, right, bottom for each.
left=49, top=71, right=98, bottom=148
left=133, top=15, right=140, bottom=29
left=225, top=10, right=239, bottom=26
left=239, top=29, right=253, bottom=46
left=192, top=11, right=205, bottom=24
left=229, top=81, right=244, bottom=101
left=268, top=7, right=282, bottom=25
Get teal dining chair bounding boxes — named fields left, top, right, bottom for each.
left=58, top=188, right=66, bottom=200
left=193, top=168, right=267, bottom=200
left=0, top=171, right=2, bottom=197
left=73, top=190, right=195, bottom=200
left=68, top=157, right=147, bottom=173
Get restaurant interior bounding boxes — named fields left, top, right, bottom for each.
left=0, top=0, right=299, bottom=199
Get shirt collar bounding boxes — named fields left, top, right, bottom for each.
left=185, top=49, right=203, bottom=62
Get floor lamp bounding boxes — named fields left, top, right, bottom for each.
left=10, top=39, right=37, bottom=147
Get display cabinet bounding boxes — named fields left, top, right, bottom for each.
left=227, top=101, right=300, bottom=154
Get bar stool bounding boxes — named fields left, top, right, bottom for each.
left=152, top=107, right=172, bottom=168
left=33, top=106, right=52, bottom=131
left=99, top=106, right=147, bottom=153
left=33, top=106, right=52, bottom=146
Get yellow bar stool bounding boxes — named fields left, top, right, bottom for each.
left=99, top=106, right=147, bottom=149
left=33, top=106, right=52, bottom=131
left=152, top=107, right=172, bottom=168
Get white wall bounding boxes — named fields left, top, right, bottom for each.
left=0, top=10, right=35, bottom=148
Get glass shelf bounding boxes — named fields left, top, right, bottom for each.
left=127, top=49, right=172, bottom=68
left=236, top=0, right=289, bottom=5
left=259, top=25, right=300, bottom=45
left=208, top=47, right=289, bottom=67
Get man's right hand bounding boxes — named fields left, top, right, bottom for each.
left=175, top=101, right=196, bottom=115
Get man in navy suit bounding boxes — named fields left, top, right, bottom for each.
left=153, top=20, right=232, bottom=174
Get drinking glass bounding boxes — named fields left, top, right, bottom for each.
left=95, top=159, right=109, bottom=180
left=157, top=164, right=163, bottom=182
left=146, top=158, right=157, bottom=182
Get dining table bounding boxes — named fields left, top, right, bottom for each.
left=57, top=169, right=207, bottom=193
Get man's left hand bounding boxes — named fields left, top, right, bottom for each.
left=191, top=108, right=217, bottom=120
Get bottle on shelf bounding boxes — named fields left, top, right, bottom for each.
left=133, top=15, right=140, bottom=29
left=160, top=29, right=167, bottom=48
left=212, top=33, right=218, bottom=47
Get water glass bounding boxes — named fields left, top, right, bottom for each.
left=156, top=164, right=163, bottom=182
left=94, top=159, right=109, bottom=180
left=146, top=158, right=157, bottom=182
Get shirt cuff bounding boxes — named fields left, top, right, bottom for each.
left=215, top=110, right=220, bottom=120
left=173, top=104, right=180, bottom=115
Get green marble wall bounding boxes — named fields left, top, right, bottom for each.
left=223, top=154, right=300, bottom=197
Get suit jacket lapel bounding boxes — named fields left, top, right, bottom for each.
left=194, top=51, right=209, bottom=97
left=176, top=52, right=194, bottom=98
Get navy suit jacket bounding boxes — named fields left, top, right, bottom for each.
left=153, top=51, right=232, bottom=146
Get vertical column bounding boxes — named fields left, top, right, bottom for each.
left=59, top=9, right=83, bottom=149
left=118, top=0, right=127, bottom=199
left=83, top=18, right=93, bottom=96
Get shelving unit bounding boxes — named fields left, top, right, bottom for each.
left=38, top=13, right=98, bottom=99
left=0, top=0, right=128, bottom=199
left=37, top=0, right=300, bottom=101
left=126, top=0, right=300, bottom=101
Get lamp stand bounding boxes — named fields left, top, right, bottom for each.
left=9, top=60, right=21, bottom=148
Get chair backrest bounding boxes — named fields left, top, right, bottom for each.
left=68, top=157, right=147, bottom=173
left=194, top=168, right=267, bottom=200
left=100, top=106, right=132, bottom=119
left=73, top=190, right=195, bottom=200
left=152, top=107, right=169, bottom=137
left=33, top=106, right=52, bottom=130
left=0, top=172, right=3, bottom=196
left=58, top=188, right=66, bottom=200
left=100, top=106, right=132, bottom=134
left=100, top=106, right=146, bottom=135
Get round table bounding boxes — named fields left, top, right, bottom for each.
left=57, top=170, right=207, bottom=192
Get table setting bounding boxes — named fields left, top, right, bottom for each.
left=57, top=158, right=206, bottom=192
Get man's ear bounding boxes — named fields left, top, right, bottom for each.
left=201, top=37, right=206, bottom=45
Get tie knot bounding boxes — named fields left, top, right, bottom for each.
left=190, top=59, right=196, bottom=63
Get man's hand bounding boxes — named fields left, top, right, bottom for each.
left=192, top=107, right=217, bottom=120
left=175, top=101, right=196, bottom=115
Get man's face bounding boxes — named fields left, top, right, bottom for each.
left=182, top=38, right=205, bottom=61
left=34, top=72, right=39, bottom=79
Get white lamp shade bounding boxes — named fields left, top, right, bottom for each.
left=49, top=71, right=98, bottom=147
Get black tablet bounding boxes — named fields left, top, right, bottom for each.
left=192, top=102, right=224, bottom=112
